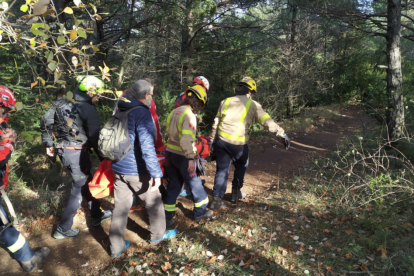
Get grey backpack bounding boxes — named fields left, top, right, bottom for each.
left=98, top=106, right=143, bottom=161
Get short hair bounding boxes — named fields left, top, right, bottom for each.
left=144, top=78, right=155, bottom=86
left=129, top=80, right=152, bottom=100
left=235, top=85, right=250, bottom=95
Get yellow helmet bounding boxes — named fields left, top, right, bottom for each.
left=237, top=76, right=257, bottom=93
left=185, top=84, right=208, bottom=108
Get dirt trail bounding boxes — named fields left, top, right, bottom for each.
left=0, top=105, right=370, bottom=276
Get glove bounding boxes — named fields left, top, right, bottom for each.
left=209, top=142, right=215, bottom=154
left=282, top=133, right=290, bottom=150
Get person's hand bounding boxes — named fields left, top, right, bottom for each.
left=151, top=177, right=161, bottom=192
left=0, top=185, right=5, bottom=191
left=282, top=133, right=290, bottom=150
left=3, top=128, right=17, bottom=143
left=188, top=159, right=195, bottom=173
left=46, top=147, right=55, bottom=157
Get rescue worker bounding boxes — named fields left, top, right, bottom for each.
left=110, top=80, right=177, bottom=257
left=164, top=85, right=213, bottom=227
left=0, top=86, right=50, bottom=272
left=40, top=76, right=112, bottom=239
left=209, top=77, right=290, bottom=209
left=174, top=76, right=210, bottom=198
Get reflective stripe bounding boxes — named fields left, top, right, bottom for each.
left=216, top=112, right=221, bottom=117
left=218, top=130, right=247, bottom=142
left=218, top=98, right=232, bottom=132
left=181, top=129, right=195, bottom=139
left=258, top=114, right=270, bottom=123
left=164, top=204, right=176, bottom=212
left=178, top=109, right=191, bottom=140
left=166, top=111, right=173, bottom=132
left=7, top=234, right=26, bottom=253
left=194, top=197, right=209, bottom=208
left=167, top=143, right=182, bottom=152
left=221, top=98, right=231, bottom=116
left=236, top=99, right=252, bottom=136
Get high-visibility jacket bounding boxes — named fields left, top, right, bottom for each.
left=166, top=105, right=197, bottom=159
left=210, top=95, right=285, bottom=145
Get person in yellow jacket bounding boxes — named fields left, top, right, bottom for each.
left=163, top=85, right=213, bottom=226
left=209, top=77, right=290, bottom=208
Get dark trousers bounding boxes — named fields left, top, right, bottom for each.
left=213, top=138, right=249, bottom=198
left=57, top=148, right=102, bottom=232
left=164, top=151, right=208, bottom=220
left=0, top=196, right=35, bottom=262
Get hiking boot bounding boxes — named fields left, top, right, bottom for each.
left=150, top=229, right=178, bottom=245
left=177, top=190, right=192, bottom=199
left=231, top=188, right=247, bottom=203
left=209, top=196, right=228, bottom=210
left=18, top=247, right=50, bottom=273
left=91, top=210, right=113, bottom=227
left=53, top=226, right=80, bottom=239
left=194, top=210, right=214, bottom=221
left=166, top=218, right=175, bottom=228
left=111, top=240, right=130, bottom=258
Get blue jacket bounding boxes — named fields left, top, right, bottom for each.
left=111, top=97, right=163, bottom=178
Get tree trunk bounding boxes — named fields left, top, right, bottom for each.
left=181, top=0, right=195, bottom=84
left=386, top=0, right=404, bottom=140
left=286, top=3, right=297, bottom=118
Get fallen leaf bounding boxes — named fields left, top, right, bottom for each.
left=346, top=252, right=353, bottom=259
left=344, top=229, right=354, bottom=235
left=361, top=263, right=368, bottom=271
left=325, top=242, right=332, bottom=247
left=207, top=256, right=216, bottom=264
left=243, top=258, right=253, bottom=268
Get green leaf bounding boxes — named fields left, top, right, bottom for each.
left=31, top=28, right=43, bottom=36
left=30, top=38, right=36, bottom=48
left=57, top=36, right=65, bottom=44
left=47, top=51, right=53, bottom=62
left=48, top=61, right=57, bottom=72
left=37, top=76, right=45, bottom=85
left=20, top=4, right=28, bottom=12
left=66, top=91, right=73, bottom=100
left=77, top=28, right=86, bottom=39
left=15, top=102, right=23, bottom=111
left=89, top=3, right=97, bottom=13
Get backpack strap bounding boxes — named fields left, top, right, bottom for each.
left=119, top=105, right=145, bottom=114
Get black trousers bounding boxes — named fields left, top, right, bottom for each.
left=213, top=138, right=249, bottom=198
left=57, top=148, right=102, bottom=232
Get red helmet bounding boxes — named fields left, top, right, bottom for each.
left=192, top=76, right=209, bottom=93
left=0, top=86, right=16, bottom=110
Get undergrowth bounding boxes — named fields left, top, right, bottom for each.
left=101, top=110, right=414, bottom=276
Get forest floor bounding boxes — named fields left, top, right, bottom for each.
left=0, top=104, right=385, bottom=276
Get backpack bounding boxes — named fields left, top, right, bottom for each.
left=53, top=98, right=86, bottom=143
left=98, top=106, right=143, bottom=161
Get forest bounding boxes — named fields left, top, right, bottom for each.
left=2, top=0, right=414, bottom=275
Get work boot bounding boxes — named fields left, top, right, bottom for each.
left=53, top=226, right=80, bottom=239
left=194, top=210, right=214, bottom=221
left=231, top=188, right=247, bottom=203
left=209, top=197, right=228, bottom=210
left=91, top=210, right=113, bottom=227
left=18, top=247, right=50, bottom=273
